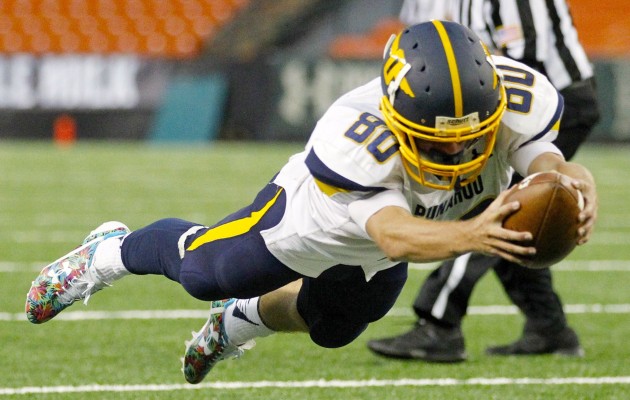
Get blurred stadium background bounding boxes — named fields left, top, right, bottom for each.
left=0, top=0, right=628, bottom=144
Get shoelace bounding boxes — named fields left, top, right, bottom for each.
left=58, top=269, right=111, bottom=305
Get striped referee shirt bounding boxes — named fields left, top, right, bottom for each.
left=400, top=0, right=594, bottom=90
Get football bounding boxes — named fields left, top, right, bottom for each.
left=502, top=171, right=584, bottom=269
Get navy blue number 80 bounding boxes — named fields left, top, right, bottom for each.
left=497, top=64, right=535, bottom=114
left=344, top=113, right=399, bottom=163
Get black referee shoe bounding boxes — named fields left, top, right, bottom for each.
left=485, top=326, right=585, bottom=357
left=367, top=319, right=467, bottom=362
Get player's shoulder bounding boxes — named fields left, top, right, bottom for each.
left=306, top=79, right=403, bottom=192
left=491, top=56, right=549, bottom=85
left=491, top=56, right=563, bottom=137
left=314, top=77, right=383, bottom=140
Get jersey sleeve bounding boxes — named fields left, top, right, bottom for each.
left=347, top=189, right=410, bottom=234
left=305, top=104, right=404, bottom=194
left=492, top=56, right=565, bottom=174
left=495, top=56, right=564, bottom=146
left=509, top=141, right=563, bottom=177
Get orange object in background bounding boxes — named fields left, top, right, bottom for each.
left=0, top=0, right=251, bottom=59
left=328, top=18, right=405, bottom=60
left=53, top=114, right=77, bottom=146
left=569, top=0, right=630, bottom=58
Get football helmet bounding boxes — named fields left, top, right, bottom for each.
left=380, top=20, right=507, bottom=190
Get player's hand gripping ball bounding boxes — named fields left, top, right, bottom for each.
left=502, top=171, right=584, bottom=269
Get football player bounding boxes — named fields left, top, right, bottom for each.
left=368, top=0, right=600, bottom=362
left=25, top=21, right=597, bottom=384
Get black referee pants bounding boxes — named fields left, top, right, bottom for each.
left=413, top=253, right=568, bottom=334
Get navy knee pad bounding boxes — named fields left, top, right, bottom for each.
left=309, top=316, right=368, bottom=348
left=179, top=267, right=226, bottom=301
left=297, top=263, right=407, bottom=348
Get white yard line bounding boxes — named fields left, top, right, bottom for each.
left=2, top=303, right=630, bottom=322
left=407, top=260, right=630, bottom=271
left=387, top=303, right=630, bottom=317
left=1, top=377, right=629, bottom=395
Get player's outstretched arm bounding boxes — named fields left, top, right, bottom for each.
left=365, top=194, right=536, bottom=265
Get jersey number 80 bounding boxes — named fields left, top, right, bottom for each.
left=344, top=113, right=399, bottom=163
left=497, top=64, right=535, bottom=114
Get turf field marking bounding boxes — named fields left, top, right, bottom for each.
left=408, top=260, right=630, bottom=271
left=1, top=377, right=629, bottom=394
left=386, top=303, right=630, bottom=317
left=2, top=303, right=630, bottom=321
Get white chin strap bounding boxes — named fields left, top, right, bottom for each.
left=383, top=34, right=396, bottom=59
left=387, top=63, right=411, bottom=106
left=383, top=33, right=412, bottom=106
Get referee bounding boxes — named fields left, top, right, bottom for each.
left=368, top=0, right=600, bottom=362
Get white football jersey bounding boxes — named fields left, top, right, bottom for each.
left=262, top=56, right=563, bottom=281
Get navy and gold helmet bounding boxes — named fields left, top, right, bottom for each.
left=380, top=20, right=507, bottom=190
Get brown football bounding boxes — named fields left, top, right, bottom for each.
left=502, top=171, right=584, bottom=269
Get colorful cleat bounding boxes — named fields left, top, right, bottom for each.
left=182, top=299, right=255, bottom=384
left=25, top=221, right=130, bottom=324
left=81, top=221, right=130, bottom=245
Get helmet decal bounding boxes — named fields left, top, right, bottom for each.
left=432, top=20, right=463, bottom=118
left=383, top=34, right=415, bottom=105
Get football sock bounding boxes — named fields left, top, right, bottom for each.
left=224, top=298, right=275, bottom=345
left=92, top=236, right=131, bottom=284
left=120, top=218, right=203, bottom=282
